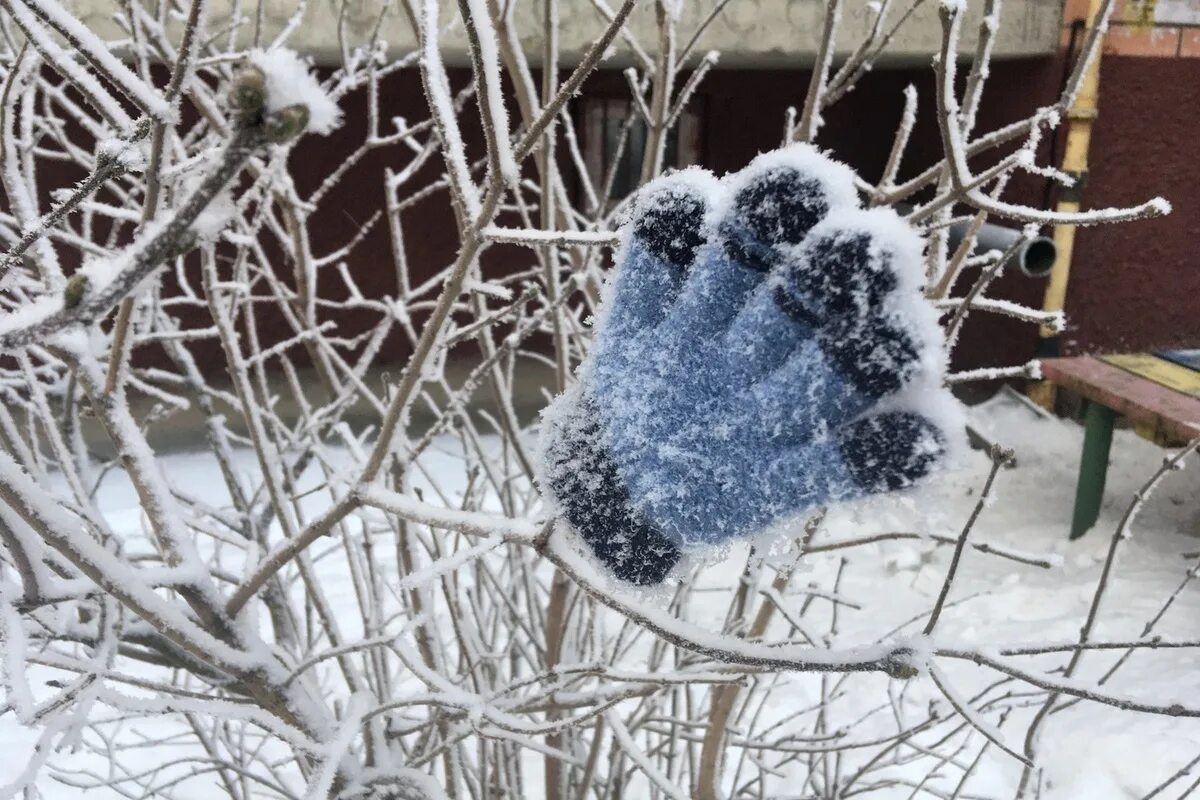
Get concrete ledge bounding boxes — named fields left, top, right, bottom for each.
left=75, top=0, right=1063, bottom=67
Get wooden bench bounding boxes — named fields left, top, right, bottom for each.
left=1039, top=354, right=1200, bottom=539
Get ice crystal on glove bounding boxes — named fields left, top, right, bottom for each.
left=539, top=145, right=963, bottom=586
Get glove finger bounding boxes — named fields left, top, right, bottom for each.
left=541, top=390, right=682, bottom=586
left=744, top=411, right=945, bottom=525
left=690, top=146, right=860, bottom=373
left=774, top=207, right=924, bottom=329
left=719, top=144, right=859, bottom=274
left=733, top=339, right=874, bottom=446
left=818, top=311, right=925, bottom=406
left=725, top=323, right=923, bottom=454
left=725, top=207, right=933, bottom=402
left=604, top=170, right=718, bottom=341
left=835, top=411, right=947, bottom=492
left=664, top=145, right=859, bottom=343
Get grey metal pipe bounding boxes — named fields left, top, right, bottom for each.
left=946, top=220, right=1057, bottom=278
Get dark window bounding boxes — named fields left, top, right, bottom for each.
left=582, top=98, right=702, bottom=203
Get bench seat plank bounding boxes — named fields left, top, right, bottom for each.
left=1040, top=356, right=1200, bottom=443
left=1101, top=353, right=1200, bottom=398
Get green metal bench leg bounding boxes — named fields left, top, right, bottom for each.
left=1070, top=401, right=1117, bottom=539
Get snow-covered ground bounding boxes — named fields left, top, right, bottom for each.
left=824, top=390, right=1200, bottom=798
left=2, top=389, right=1198, bottom=798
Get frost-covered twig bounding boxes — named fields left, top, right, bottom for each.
left=482, top=226, right=621, bottom=247
left=1015, top=437, right=1200, bottom=791
left=794, top=0, right=843, bottom=143
left=924, top=445, right=1012, bottom=635
left=0, top=123, right=264, bottom=349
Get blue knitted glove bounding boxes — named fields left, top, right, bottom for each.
left=540, top=145, right=961, bottom=586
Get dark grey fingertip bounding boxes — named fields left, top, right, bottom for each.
left=780, top=231, right=899, bottom=325
left=837, top=412, right=944, bottom=492
left=633, top=188, right=708, bottom=273
left=820, top=314, right=920, bottom=401
left=721, top=168, right=830, bottom=271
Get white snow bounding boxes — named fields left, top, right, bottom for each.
left=189, top=186, right=237, bottom=242
left=96, top=138, right=147, bottom=172
left=3, top=391, right=1200, bottom=798
left=715, top=144, right=861, bottom=222
left=248, top=49, right=343, bottom=136
left=0, top=293, right=64, bottom=338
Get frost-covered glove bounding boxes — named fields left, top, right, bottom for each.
left=539, top=145, right=962, bottom=586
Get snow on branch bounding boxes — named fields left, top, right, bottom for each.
left=248, top=49, right=343, bottom=135
left=482, top=226, right=622, bottom=247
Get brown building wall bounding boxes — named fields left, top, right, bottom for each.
left=288, top=51, right=1199, bottom=380
left=13, top=48, right=1196, bottom=378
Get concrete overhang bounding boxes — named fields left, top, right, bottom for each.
left=74, top=0, right=1064, bottom=67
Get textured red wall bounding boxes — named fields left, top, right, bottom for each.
left=1065, top=55, right=1200, bottom=355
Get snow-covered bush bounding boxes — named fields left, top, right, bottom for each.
left=0, top=0, right=1191, bottom=797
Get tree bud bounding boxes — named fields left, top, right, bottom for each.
left=230, top=64, right=267, bottom=114
left=63, top=273, right=89, bottom=309
left=265, top=104, right=310, bottom=143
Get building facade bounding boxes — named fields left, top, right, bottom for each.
left=72, top=0, right=1200, bottom=375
